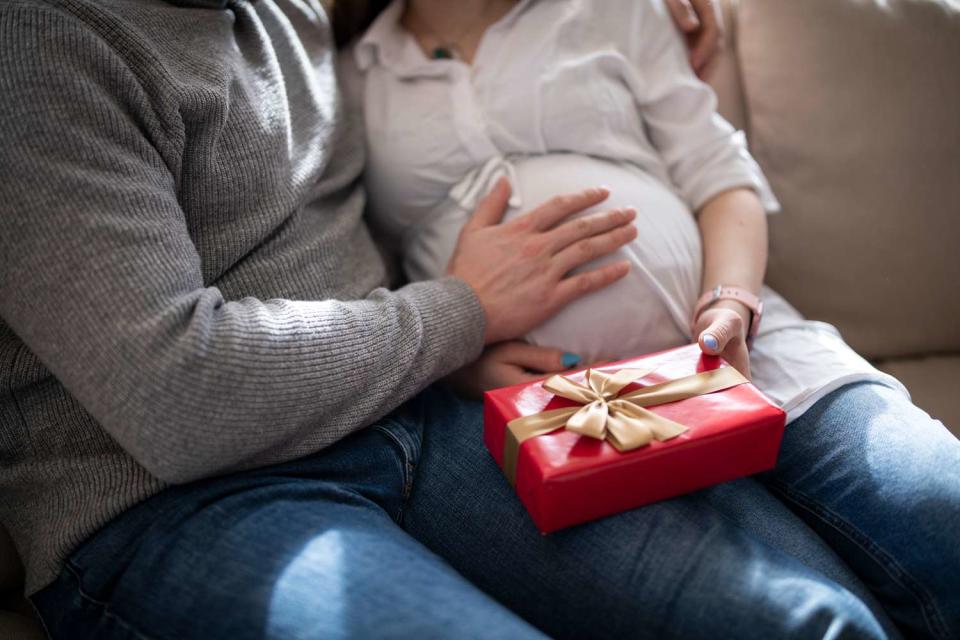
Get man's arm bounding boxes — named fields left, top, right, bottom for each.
left=664, top=0, right=725, bottom=78
left=1, top=8, right=634, bottom=483
left=0, top=11, right=491, bottom=483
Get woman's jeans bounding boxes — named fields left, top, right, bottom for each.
left=31, top=382, right=960, bottom=639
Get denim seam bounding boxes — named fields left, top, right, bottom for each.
left=25, top=595, right=52, bottom=640
left=61, top=561, right=157, bottom=640
left=371, top=423, right=414, bottom=522
left=767, top=479, right=951, bottom=640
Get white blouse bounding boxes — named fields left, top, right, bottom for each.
left=341, top=0, right=907, bottom=421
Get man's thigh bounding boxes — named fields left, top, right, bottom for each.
left=404, top=387, right=893, bottom=640
left=31, top=418, right=545, bottom=640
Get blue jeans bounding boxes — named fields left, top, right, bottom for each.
left=31, top=383, right=960, bottom=639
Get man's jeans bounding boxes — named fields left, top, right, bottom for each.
left=31, top=382, right=960, bottom=639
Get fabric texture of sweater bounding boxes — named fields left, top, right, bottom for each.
left=0, top=0, right=485, bottom=595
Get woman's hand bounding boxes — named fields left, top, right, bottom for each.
left=693, top=300, right=751, bottom=379
left=446, top=342, right=580, bottom=400
left=448, top=178, right=637, bottom=345
left=664, top=0, right=725, bottom=79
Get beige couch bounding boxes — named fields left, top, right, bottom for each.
left=711, top=0, right=960, bottom=435
left=2, top=0, right=958, bottom=636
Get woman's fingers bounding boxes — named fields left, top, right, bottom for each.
left=552, top=260, right=631, bottom=309
left=525, top=187, right=610, bottom=231
left=498, top=342, right=580, bottom=374
left=552, top=224, right=637, bottom=276
left=546, top=207, right=636, bottom=253
left=697, top=312, right=742, bottom=354
left=463, top=177, right=513, bottom=231
left=697, top=311, right=750, bottom=378
left=466, top=342, right=581, bottom=393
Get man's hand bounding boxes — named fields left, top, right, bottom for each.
left=693, top=300, right=751, bottom=379
left=446, top=341, right=578, bottom=399
left=665, top=0, right=725, bottom=79
left=448, top=178, right=637, bottom=345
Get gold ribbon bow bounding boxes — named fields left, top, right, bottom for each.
left=502, top=366, right=748, bottom=485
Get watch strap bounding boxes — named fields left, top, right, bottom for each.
left=693, top=285, right=764, bottom=338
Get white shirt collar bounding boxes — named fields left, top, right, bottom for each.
left=354, top=0, right=542, bottom=78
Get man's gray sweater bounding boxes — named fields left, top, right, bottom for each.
left=0, top=0, right=485, bottom=595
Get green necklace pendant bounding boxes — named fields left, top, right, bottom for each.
left=432, top=46, right=455, bottom=60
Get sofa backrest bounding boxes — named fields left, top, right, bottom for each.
left=711, top=0, right=960, bottom=360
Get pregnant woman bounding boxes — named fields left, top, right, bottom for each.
left=343, top=0, right=960, bottom=637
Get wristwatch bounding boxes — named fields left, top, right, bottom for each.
left=693, top=285, right=764, bottom=339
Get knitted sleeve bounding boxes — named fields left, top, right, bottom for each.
left=0, top=3, right=485, bottom=484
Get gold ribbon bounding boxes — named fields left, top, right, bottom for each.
left=502, top=366, right=749, bottom=486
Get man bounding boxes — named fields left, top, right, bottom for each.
left=0, top=0, right=895, bottom=638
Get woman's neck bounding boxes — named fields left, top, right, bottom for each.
left=402, top=0, right=518, bottom=64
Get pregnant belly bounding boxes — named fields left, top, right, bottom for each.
left=505, top=155, right=702, bottom=360
left=403, top=153, right=703, bottom=361
left=506, top=155, right=701, bottom=293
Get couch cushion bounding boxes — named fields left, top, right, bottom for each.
left=736, top=0, right=960, bottom=360
left=876, top=356, right=960, bottom=437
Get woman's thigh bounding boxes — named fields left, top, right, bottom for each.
left=404, top=387, right=895, bottom=640
left=762, top=382, right=960, bottom=640
left=30, top=420, right=546, bottom=640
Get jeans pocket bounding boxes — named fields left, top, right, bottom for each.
left=372, top=420, right=416, bottom=508
left=31, top=561, right=154, bottom=640
left=378, top=395, right=426, bottom=467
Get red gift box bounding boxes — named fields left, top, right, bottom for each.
left=483, top=343, right=786, bottom=533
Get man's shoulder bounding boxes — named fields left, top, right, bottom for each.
left=1, top=0, right=233, bottom=87
left=0, top=0, right=170, bottom=42
left=0, top=0, right=155, bottom=80
left=0, top=0, right=254, bottom=148
left=0, top=0, right=191, bottom=180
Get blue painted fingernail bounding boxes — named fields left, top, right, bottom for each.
left=562, top=353, right=581, bottom=368
left=702, top=334, right=719, bottom=351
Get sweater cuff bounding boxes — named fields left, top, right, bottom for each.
left=396, top=275, right=487, bottom=377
